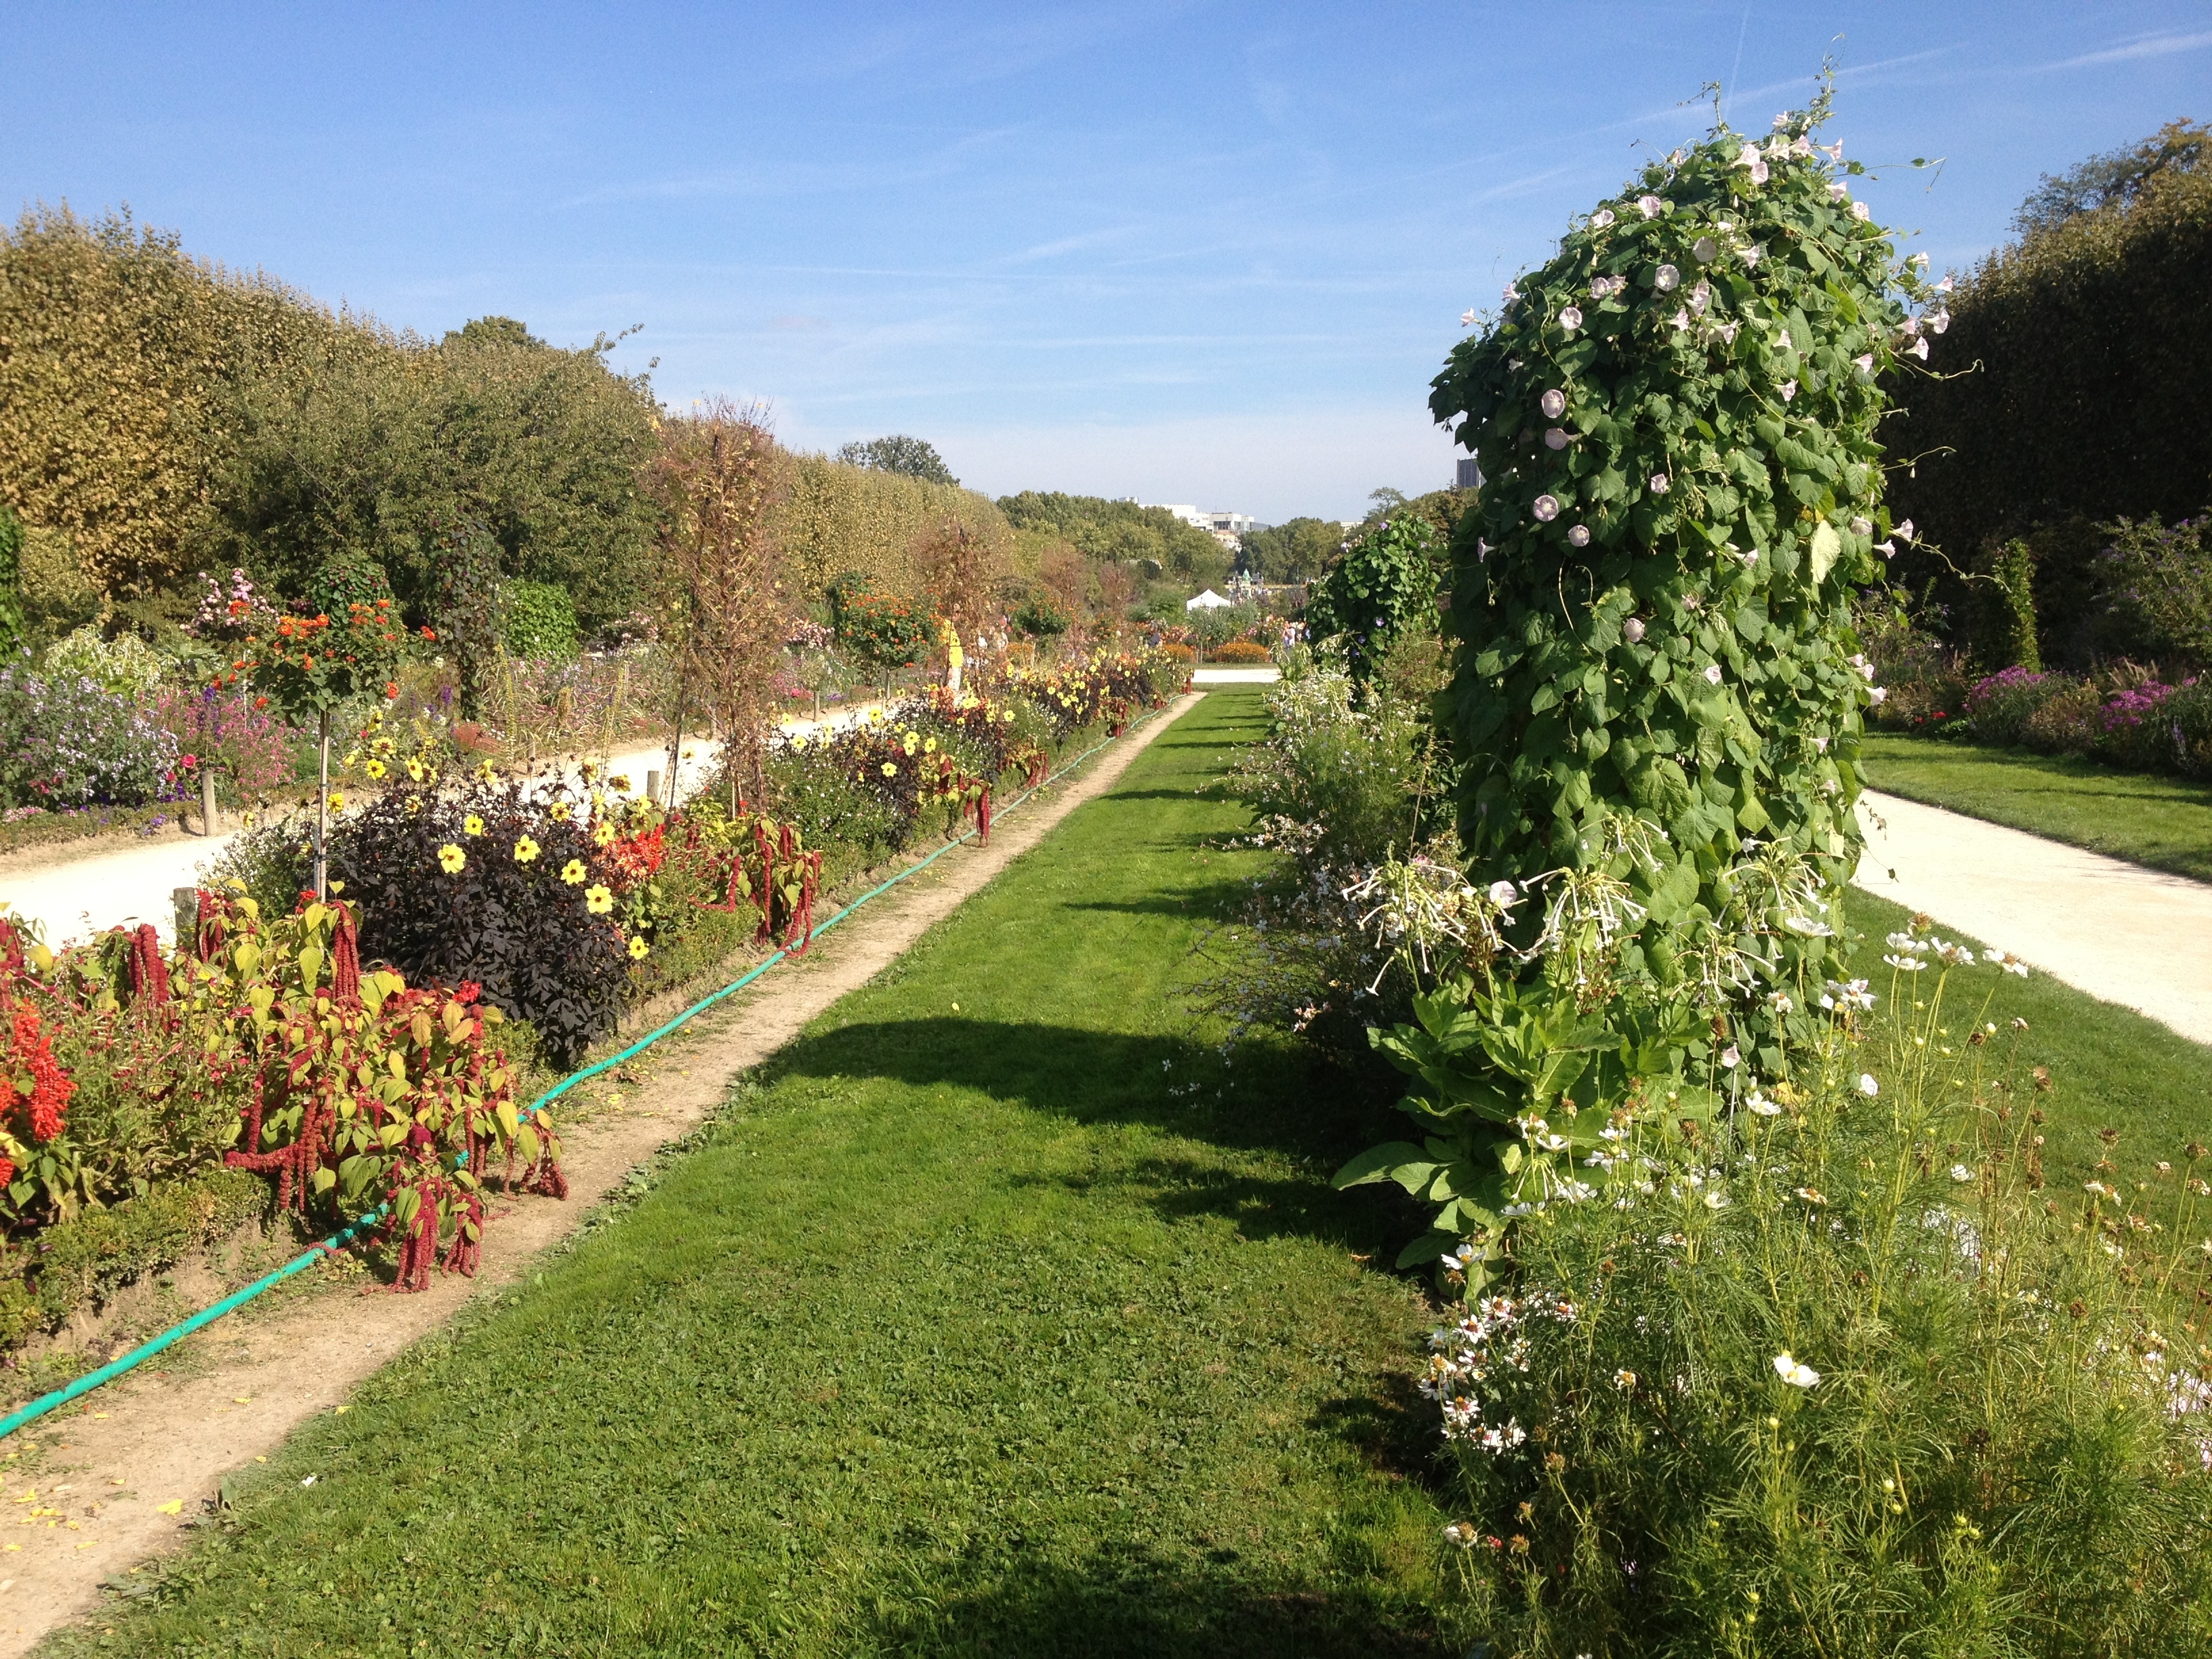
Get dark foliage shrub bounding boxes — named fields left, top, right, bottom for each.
left=2094, top=513, right=2212, bottom=672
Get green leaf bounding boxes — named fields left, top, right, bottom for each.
left=1332, top=1142, right=1433, bottom=1189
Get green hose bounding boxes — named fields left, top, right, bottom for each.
left=0, top=704, right=1172, bottom=1441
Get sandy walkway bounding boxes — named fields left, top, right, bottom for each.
left=0, top=695, right=1197, bottom=1655
left=1854, top=789, right=2212, bottom=1046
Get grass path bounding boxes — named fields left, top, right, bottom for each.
left=1860, top=733, right=2212, bottom=884
left=58, top=691, right=1461, bottom=1658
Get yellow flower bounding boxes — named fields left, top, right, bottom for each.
left=363, top=758, right=388, bottom=779
left=585, top=883, right=613, bottom=914
left=438, top=843, right=466, bottom=874
left=882, top=762, right=898, bottom=777
left=594, top=819, right=617, bottom=846
left=922, top=737, right=937, bottom=754
left=560, top=858, right=587, bottom=885
left=550, top=801, right=572, bottom=822
left=513, top=836, right=539, bottom=863
left=406, top=794, right=424, bottom=813
left=405, top=757, right=425, bottom=782
left=464, top=814, right=485, bottom=836
left=628, top=934, right=650, bottom=960
left=326, top=792, right=346, bottom=813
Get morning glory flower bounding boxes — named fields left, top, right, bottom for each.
left=1488, top=880, right=1520, bottom=907
left=1637, top=193, right=1663, bottom=218
left=1460, top=308, right=1477, bottom=326
left=1850, top=516, right=1872, bottom=536
left=1670, top=307, right=1691, bottom=331
left=1720, top=1044, right=1741, bottom=1069
left=1875, top=539, right=1896, bottom=558
left=1896, top=518, right=1915, bottom=541
left=1828, top=182, right=1849, bottom=203
left=1742, top=243, right=1763, bottom=268
left=1693, top=235, right=1719, bottom=263
left=1736, top=142, right=1762, bottom=167
left=1558, top=304, right=1583, bottom=331
left=1936, top=274, right=1954, bottom=292
left=1622, top=617, right=1645, bottom=642
left=1790, top=135, right=1814, bottom=158
left=1591, top=207, right=1616, bottom=228
left=1739, top=548, right=1760, bottom=567
left=1850, top=200, right=1871, bottom=222
left=1540, top=388, right=1567, bottom=418
left=1654, top=263, right=1680, bottom=291
left=1780, top=380, right=1797, bottom=401
left=1853, top=352, right=1875, bottom=373
left=1717, top=321, right=1740, bottom=344
left=1702, top=663, right=1723, bottom=684
left=1925, top=308, right=1950, bottom=333
left=1820, top=140, right=1843, bottom=162
left=1532, top=494, right=1561, bottom=521
left=1544, top=427, right=1570, bottom=450
left=1911, top=251, right=1930, bottom=269
left=1649, top=473, right=1669, bottom=495
left=1907, top=337, right=1929, bottom=359
left=1568, top=525, right=1591, bottom=548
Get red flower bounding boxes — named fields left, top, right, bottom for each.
left=385, top=682, right=400, bottom=699
left=421, top=626, right=438, bottom=642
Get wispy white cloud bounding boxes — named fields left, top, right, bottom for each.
left=2026, top=27, right=2212, bottom=71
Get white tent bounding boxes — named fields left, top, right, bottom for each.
left=1184, top=589, right=1234, bottom=611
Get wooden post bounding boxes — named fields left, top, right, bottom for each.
left=314, top=709, right=330, bottom=901
left=199, top=766, right=219, bottom=837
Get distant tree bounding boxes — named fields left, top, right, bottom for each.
left=914, top=516, right=1007, bottom=645
left=2013, top=118, right=2210, bottom=237
left=1366, top=487, right=1410, bottom=519
left=1237, top=516, right=1340, bottom=583
left=835, top=434, right=958, bottom=485
left=443, top=314, right=547, bottom=350
left=996, top=491, right=1227, bottom=584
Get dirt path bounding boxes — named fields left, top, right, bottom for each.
left=1853, top=788, right=2212, bottom=1046
left=0, top=695, right=1200, bottom=1656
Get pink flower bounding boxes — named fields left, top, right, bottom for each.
left=1780, top=380, right=1797, bottom=401
left=1460, top=308, right=1477, bottom=326
left=1568, top=525, right=1591, bottom=548
left=1544, top=427, right=1570, bottom=450
left=1532, top=494, right=1561, bottom=521
left=1703, top=663, right=1723, bottom=685
left=1637, top=193, right=1663, bottom=218
left=1558, top=305, right=1583, bottom=331
left=1655, top=264, right=1680, bottom=292
left=1622, top=617, right=1646, bottom=642
left=1539, top=388, right=1567, bottom=418
left=1649, top=474, right=1670, bottom=495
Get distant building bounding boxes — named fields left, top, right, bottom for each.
left=1456, top=457, right=1482, bottom=490
left=1141, top=502, right=1265, bottom=548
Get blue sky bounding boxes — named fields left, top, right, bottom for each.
left=5, top=3, right=2207, bottom=522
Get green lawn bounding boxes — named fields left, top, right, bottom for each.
left=1860, top=733, right=2212, bottom=884
left=60, top=691, right=1466, bottom=1658
left=1842, top=886, right=2212, bottom=1191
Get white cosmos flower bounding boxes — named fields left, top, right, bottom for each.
left=1950, top=1164, right=1975, bottom=1183
left=1637, top=193, right=1663, bottom=218
left=1780, top=380, right=1798, bottom=401
left=1693, top=235, right=1719, bottom=263
left=1592, top=207, right=1616, bottom=228
left=1851, top=200, right=1871, bottom=221
left=1544, top=427, right=1570, bottom=450
left=1622, top=617, right=1646, bottom=642
left=1703, top=663, right=1723, bottom=685
left=1857, top=1073, right=1880, bottom=1097
left=1568, top=525, right=1591, bottom=547
left=1774, top=1352, right=1820, bottom=1388
left=1650, top=473, right=1670, bottom=495
left=1559, top=305, right=1583, bottom=331
left=1749, top=1093, right=1782, bottom=1116
left=1532, top=494, right=1561, bottom=521
left=1539, top=388, right=1567, bottom=418
left=1655, top=263, right=1680, bottom=291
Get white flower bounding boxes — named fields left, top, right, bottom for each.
left=1637, top=193, right=1662, bottom=218
left=1850, top=516, right=1872, bottom=536
left=1851, top=200, right=1871, bottom=221
left=1875, top=539, right=1896, bottom=558
left=1717, top=320, right=1740, bottom=344
left=1502, top=282, right=1519, bottom=303
left=1613, top=1368, right=1637, bottom=1389
left=1737, top=142, right=1763, bottom=168
left=1739, top=547, right=1760, bottom=567
left=1780, top=380, right=1797, bottom=402
left=1853, top=352, right=1875, bottom=373
left=1622, top=617, right=1645, bottom=643
left=1742, top=243, right=1763, bottom=268
left=1693, top=234, right=1719, bottom=263
left=1790, top=134, right=1814, bottom=157
left=1532, top=494, right=1561, bottom=521
left=1539, top=387, right=1567, bottom=418
left=1649, top=473, right=1670, bottom=495
left=1925, top=308, right=1950, bottom=334
left=1776, top=329, right=1792, bottom=350
left=1896, top=517, right=1916, bottom=541
left=1828, top=182, right=1849, bottom=203
left=1857, top=1073, right=1880, bottom=1097
left=1720, top=1044, right=1741, bottom=1069
left=1820, top=140, right=1843, bottom=163
left=1589, top=275, right=1616, bottom=300
left=1670, top=307, right=1691, bottom=331
left=1773, top=1352, right=1820, bottom=1388
left=1748, top=1093, right=1782, bottom=1116
left=1950, top=1164, right=1976, bottom=1183
left=1655, top=263, right=1680, bottom=291
left=1783, top=914, right=1834, bottom=937
left=1688, top=279, right=1711, bottom=315
left=1488, top=880, right=1520, bottom=908
left=1907, top=337, right=1929, bottom=359
left=1771, top=113, right=1789, bottom=130
left=1750, top=158, right=1770, bottom=184
left=1460, top=308, right=1477, bottom=327
left=1868, top=687, right=1887, bottom=704
left=1911, top=251, right=1929, bottom=269
left=1559, top=305, right=1583, bottom=331
left=1936, top=274, right=1954, bottom=293
left=1702, top=663, right=1723, bottom=685
left=1568, top=524, right=1591, bottom=548
left=1592, top=207, right=1616, bottom=229
left=1545, top=427, right=1570, bottom=450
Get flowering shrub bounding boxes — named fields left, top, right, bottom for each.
left=1211, top=640, right=1274, bottom=664
left=1960, top=663, right=2062, bottom=745
left=37, top=626, right=167, bottom=698
left=218, top=600, right=419, bottom=724
left=827, top=575, right=928, bottom=682
left=154, top=684, right=302, bottom=806
left=1428, top=90, right=1936, bottom=1054
left=1423, top=926, right=2212, bottom=1652
left=0, top=661, right=180, bottom=808
left=1303, top=516, right=1440, bottom=680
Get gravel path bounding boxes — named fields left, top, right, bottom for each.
left=1854, top=788, right=2212, bottom=1046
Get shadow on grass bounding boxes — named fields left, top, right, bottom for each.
left=863, top=1538, right=1452, bottom=1658
left=765, top=1017, right=1417, bottom=1248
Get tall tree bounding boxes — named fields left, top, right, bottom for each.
left=834, top=434, right=958, bottom=485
